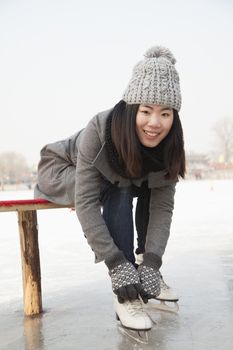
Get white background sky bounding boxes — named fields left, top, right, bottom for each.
left=0, top=0, right=233, bottom=167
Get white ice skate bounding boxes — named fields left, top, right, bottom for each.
left=135, top=254, right=179, bottom=313
left=113, top=295, right=152, bottom=344
left=147, top=274, right=179, bottom=313
left=113, top=294, right=152, bottom=331
left=135, top=253, right=144, bottom=265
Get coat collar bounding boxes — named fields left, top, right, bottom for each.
left=93, top=142, right=131, bottom=187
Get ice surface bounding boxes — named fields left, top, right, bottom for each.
left=0, top=180, right=233, bottom=349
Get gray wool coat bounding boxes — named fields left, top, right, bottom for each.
left=34, top=109, right=178, bottom=263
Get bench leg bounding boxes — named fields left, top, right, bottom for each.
left=18, top=210, right=43, bottom=316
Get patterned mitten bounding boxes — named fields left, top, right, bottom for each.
left=105, top=251, right=147, bottom=303
left=138, top=252, right=162, bottom=299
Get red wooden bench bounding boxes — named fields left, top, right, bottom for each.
left=0, top=199, right=71, bottom=316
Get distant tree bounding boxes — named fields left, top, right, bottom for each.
left=0, top=152, right=29, bottom=183
left=212, top=117, right=233, bottom=163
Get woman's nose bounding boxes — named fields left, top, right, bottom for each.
left=147, top=114, right=161, bottom=128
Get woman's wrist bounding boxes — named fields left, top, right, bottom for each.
left=142, top=252, right=162, bottom=269
left=104, top=251, right=127, bottom=270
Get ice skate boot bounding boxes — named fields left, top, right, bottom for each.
left=113, top=294, right=152, bottom=331
left=135, top=253, right=144, bottom=266
left=146, top=273, right=179, bottom=313
left=135, top=253, right=179, bottom=312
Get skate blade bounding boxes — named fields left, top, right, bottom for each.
left=118, top=325, right=149, bottom=344
left=145, top=300, right=179, bottom=313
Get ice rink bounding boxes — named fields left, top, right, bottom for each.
left=0, top=180, right=233, bottom=349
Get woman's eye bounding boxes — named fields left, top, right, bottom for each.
left=141, top=110, right=149, bottom=114
left=162, top=113, right=170, bottom=117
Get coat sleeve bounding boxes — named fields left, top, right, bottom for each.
left=145, top=183, right=176, bottom=258
left=34, top=131, right=82, bottom=205
left=75, top=116, right=120, bottom=263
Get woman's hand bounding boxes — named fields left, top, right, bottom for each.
left=137, top=252, right=161, bottom=299
left=105, top=252, right=148, bottom=303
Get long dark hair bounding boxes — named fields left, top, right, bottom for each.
left=110, top=100, right=186, bottom=180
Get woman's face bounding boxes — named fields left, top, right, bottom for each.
left=136, top=104, right=174, bottom=147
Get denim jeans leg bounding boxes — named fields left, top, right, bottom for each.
left=135, top=187, right=151, bottom=254
left=101, top=185, right=135, bottom=264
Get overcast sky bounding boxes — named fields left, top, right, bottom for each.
left=0, top=0, right=233, bottom=166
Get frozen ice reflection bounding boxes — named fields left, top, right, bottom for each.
left=24, top=315, right=44, bottom=350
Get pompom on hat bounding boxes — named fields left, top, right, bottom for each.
left=122, top=45, right=181, bottom=111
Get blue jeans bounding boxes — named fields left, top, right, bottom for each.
left=100, top=181, right=151, bottom=265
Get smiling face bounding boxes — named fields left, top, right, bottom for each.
left=135, top=104, right=174, bottom=147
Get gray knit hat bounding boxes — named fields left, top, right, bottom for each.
left=122, top=46, right=181, bottom=111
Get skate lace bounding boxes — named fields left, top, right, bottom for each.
left=125, top=299, right=145, bottom=316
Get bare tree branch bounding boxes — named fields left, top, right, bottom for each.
left=212, top=117, right=233, bottom=162
left=0, top=152, right=29, bottom=183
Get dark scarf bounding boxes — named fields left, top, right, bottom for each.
left=140, top=142, right=165, bottom=173
left=105, top=113, right=165, bottom=179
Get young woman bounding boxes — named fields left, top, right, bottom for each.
left=35, top=46, right=185, bottom=331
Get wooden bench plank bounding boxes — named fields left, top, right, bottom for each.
left=0, top=199, right=72, bottom=212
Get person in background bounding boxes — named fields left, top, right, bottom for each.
left=35, top=45, right=185, bottom=331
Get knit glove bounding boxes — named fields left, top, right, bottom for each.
left=137, top=252, right=162, bottom=299
left=105, top=251, right=148, bottom=303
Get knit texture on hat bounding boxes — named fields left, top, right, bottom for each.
left=122, top=46, right=181, bottom=111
